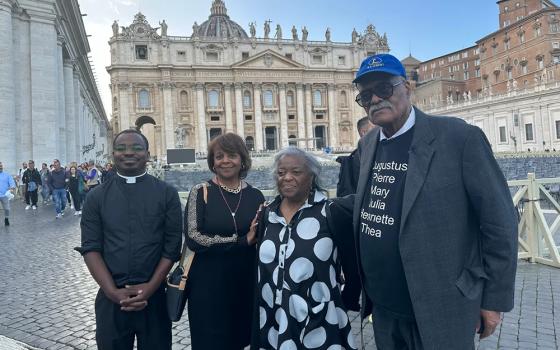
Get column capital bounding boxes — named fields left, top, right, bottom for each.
left=158, top=81, right=176, bottom=89
left=327, top=83, right=336, bottom=90
left=195, top=82, right=205, bottom=90
left=117, top=82, right=131, bottom=90
left=304, top=83, right=312, bottom=90
left=296, top=83, right=304, bottom=90
left=223, top=82, right=233, bottom=89
left=253, top=83, right=262, bottom=90
left=234, top=82, right=243, bottom=89
left=278, top=82, right=287, bottom=90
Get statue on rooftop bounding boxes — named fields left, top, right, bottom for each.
left=291, top=25, right=298, bottom=40
left=302, top=26, right=308, bottom=42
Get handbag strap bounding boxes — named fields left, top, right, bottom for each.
left=177, top=182, right=208, bottom=267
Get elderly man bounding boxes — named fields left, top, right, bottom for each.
left=350, top=54, right=517, bottom=349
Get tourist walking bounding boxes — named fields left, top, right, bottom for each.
left=67, top=165, right=85, bottom=215
left=48, top=159, right=68, bottom=219
left=85, top=160, right=100, bottom=191
left=22, top=160, right=41, bottom=210
left=39, top=163, right=51, bottom=204
left=185, top=133, right=265, bottom=350
left=0, top=162, right=16, bottom=226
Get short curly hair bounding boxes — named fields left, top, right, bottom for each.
left=207, top=133, right=252, bottom=179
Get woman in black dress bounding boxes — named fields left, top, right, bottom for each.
left=185, top=133, right=265, bottom=350
left=67, top=165, right=85, bottom=215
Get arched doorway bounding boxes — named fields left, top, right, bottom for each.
left=314, top=126, right=326, bottom=150
left=245, top=136, right=255, bottom=151
left=288, top=135, right=297, bottom=146
left=265, top=127, right=278, bottom=151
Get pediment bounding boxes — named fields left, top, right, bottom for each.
left=232, top=50, right=305, bottom=70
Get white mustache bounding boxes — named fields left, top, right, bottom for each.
left=369, top=102, right=392, bottom=113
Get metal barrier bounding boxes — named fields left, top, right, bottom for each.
left=510, top=173, right=560, bottom=267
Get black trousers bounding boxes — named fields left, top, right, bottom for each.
left=372, top=307, right=424, bottom=350
left=95, top=285, right=171, bottom=350
left=25, top=189, right=38, bottom=206
left=69, top=189, right=82, bottom=211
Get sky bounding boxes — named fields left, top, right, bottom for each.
left=79, top=0, right=500, bottom=117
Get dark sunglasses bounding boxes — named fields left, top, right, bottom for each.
left=355, top=80, right=405, bottom=107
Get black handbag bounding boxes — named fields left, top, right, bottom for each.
left=166, top=182, right=207, bottom=321
left=166, top=245, right=195, bottom=322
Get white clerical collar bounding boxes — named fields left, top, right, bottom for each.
left=117, top=171, right=147, bottom=184
left=379, top=107, right=416, bottom=141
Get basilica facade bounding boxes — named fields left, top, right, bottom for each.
left=108, top=0, right=389, bottom=159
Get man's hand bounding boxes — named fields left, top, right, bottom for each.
left=105, top=287, right=142, bottom=307
left=118, top=282, right=158, bottom=312
left=478, top=309, right=502, bottom=339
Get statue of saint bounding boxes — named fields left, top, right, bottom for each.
left=325, top=28, right=331, bottom=42
left=112, top=20, right=119, bottom=37
left=291, top=25, right=298, bottom=40
left=249, top=22, right=256, bottom=38
left=160, top=20, right=167, bottom=37
left=302, top=26, right=308, bottom=41
left=264, top=20, right=271, bottom=39
left=192, top=22, right=199, bottom=37
left=351, top=28, right=358, bottom=43
left=275, top=24, right=282, bottom=40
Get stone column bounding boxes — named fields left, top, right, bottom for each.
left=118, top=83, right=131, bottom=131
left=56, top=37, right=66, bottom=163
left=63, top=60, right=76, bottom=162
left=296, top=84, right=306, bottom=148
left=304, top=84, right=314, bottom=149
left=234, top=83, right=244, bottom=138
left=253, top=84, right=264, bottom=151
left=327, top=84, right=338, bottom=148
left=278, top=83, right=289, bottom=148
left=154, top=125, right=162, bottom=160
left=30, top=15, right=58, bottom=164
left=0, top=1, right=16, bottom=172
left=224, top=83, right=234, bottom=132
left=161, top=81, right=175, bottom=150
left=195, top=83, right=207, bottom=151
left=73, top=70, right=81, bottom=162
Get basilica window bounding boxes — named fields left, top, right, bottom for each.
left=243, top=91, right=252, bottom=108
left=499, top=126, right=507, bottom=143
left=263, top=90, right=274, bottom=107
left=555, top=120, right=560, bottom=139
left=206, top=51, right=219, bottom=62
left=525, top=123, right=534, bottom=141
left=138, top=89, right=150, bottom=108
left=177, top=51, right=186, bottom=61
left=286, top=91, right=295, bottom=108
left=113, top=97, right=118, bottom=111
left=521, top=64, right=528, bottom=74
left=313, top=90, right=323, bottom=107
left=135, top=45, right=148, bottom=60
left=180, top=90, right=189, bottom=108
left=312, top=55, right=324, bottom=64
left=208, top=90, right=220, bottom=108
left=285, top=53, right=293, bottom=60
left=339, top=91, right=348, bottom=107
left=338, top=56, right=346, bottom=65
left=242, top=52, right=249, bottom=60
left=245, top=136, right=255, bottom=150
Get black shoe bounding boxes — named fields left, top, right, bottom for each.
left=4, top=218, right=9, bottom=226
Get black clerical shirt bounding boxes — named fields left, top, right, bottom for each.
left=77, top=173, right=182, bottom=287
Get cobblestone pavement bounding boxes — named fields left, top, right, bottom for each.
left=0, top=200, right=559, bottom=349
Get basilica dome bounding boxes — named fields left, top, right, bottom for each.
left=195, top=0, right=249, bottom=39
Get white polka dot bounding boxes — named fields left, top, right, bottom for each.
left=327, top=345, right=342, bottom=350
left=296, top=217, right=320, bottom=240
left=321, top=203, right=327, bottom=217
left=325, top=301, right=338, bottom=325
left=262, top=283, right=274, bottom=308
left=259, top=307, right=267, bottom=329
left=313, top=237, right=333, bottom=262
left=336, top=307, right=348, bottom=329
left=286, top=238, right=295, bottom=259
left=329, top=265, right=337, bottom=288
left=268, top=327, right=279, bottom=349
left=275, top=308, right=288, bottom=334
left=272, top=266, right=279, bottom=285
left=289, top=294, right=308, bottom=322
left=311, top=282, right=331, bottom=303
left=279, top=226, right=287, bottom=241
left=303, top=327, right=327, bottom=348
left=289, top=257, right=314, bottom=283
left=269, top=211, right=283, bottom=224
left=311, top=302, right=325, bottom=314
left=333, top=247, right=338, bottom=262
left=260, top=240, right=276, bottom=264
left=258, top=266, right=261, bottom=283
left=348, top=329, right=357, bottom=349
left=279, top=339, right=297, bottom=350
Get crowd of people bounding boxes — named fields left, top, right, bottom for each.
left=2, top=54, right=519, bottom=350
left=0, top=159, right=115, bottom=224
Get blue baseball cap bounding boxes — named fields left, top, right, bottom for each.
left=353, top=53, right=407, bottom=83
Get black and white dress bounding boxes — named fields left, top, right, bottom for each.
left=256, top=191, right=357, bottom=350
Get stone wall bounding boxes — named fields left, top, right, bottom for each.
left=161, top=154, right=560, bottom=192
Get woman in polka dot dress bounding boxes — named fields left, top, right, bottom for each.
left=254, top=148, right=357, bottom=350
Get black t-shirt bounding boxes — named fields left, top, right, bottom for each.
left=359, top=127, right=415, bottom=319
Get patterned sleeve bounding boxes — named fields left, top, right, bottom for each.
left=184, top=183, right=246, bottom=253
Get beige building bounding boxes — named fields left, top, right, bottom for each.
left=107, top=0, right=389, bottom=160
left=411, top=0, right=560, bottom=152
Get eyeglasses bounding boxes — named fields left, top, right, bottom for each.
left=113, top=144, right=146, bottom=153
left=355, top=80, right=405, bottom=107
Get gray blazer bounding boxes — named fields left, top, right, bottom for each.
left=353, top=108, right=518, bottom=349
